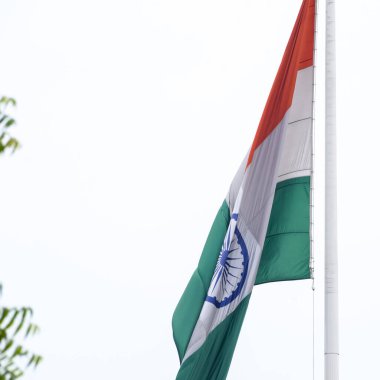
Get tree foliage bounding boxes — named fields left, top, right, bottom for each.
left=0, top=307, right=42, bottom=379
left=0, top=96, right=42, bottom=378
left=0, top=96, right=20, bottom=155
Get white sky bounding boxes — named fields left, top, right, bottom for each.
left=0, top=0, right=379, bottom=379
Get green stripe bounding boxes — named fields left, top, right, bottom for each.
left=172, top=176, right=311, bottom=368
left=176, top=295, right=251, bottom=380
left=255, top=176, right=311, bottom=285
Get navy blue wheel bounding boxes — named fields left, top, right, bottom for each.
left=206, top=226, right=249, bottom=308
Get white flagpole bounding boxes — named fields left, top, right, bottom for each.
left=325, top=0, right=339, bottom=379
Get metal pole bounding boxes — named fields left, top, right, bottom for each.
left=325, top=0, right=339, bottom=379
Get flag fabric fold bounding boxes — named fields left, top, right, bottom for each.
left=172, top=1, right=315, bottom=378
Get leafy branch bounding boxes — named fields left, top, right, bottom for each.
left=0, top=96, right=20, bottom=155
left=0, top=307, right=42, bottom=380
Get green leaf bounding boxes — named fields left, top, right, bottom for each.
left=1, top=339, right=14, bottom=354
left=13, top=309, right=28, bottom=337
left=24, top=323, right=39, bottom=339
left=4, top=119, right=15, bottom=128
left=0, top=309, right=10, bottom=326
left=10, top=345, right=24, bottom=359
left=0, top=329, right=7, bottom=341
left=34, top=355, right=43, bottom=368
left=4, top=310, right=19, bottom=331
left=4, top=138, right=20, bottom=154
left=27, top=354, right=43, bottom=369
left=24, top=324, right=33, bottom=339
left=26, top=354, right=34, bottom=368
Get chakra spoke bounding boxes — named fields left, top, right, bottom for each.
left=225, top=263, right=240, bottom=270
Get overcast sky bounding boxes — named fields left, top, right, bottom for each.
left=1, top=0, right=379, bottom=379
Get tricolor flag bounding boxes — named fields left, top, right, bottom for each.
left=172, top=0, right=315, bottom=379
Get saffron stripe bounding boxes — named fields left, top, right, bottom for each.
left=246, top=0, right=315, bottom=168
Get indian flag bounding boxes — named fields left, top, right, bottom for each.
left=172, top=0, right=316, bottom=379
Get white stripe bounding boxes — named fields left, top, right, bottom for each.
left=277, top=66, right=313, bottom=181
left=226, top=152, right=248, bottom=214
left=287, top=66, right=313, bottom=123
left=278, top=118, right=312, bottom=180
